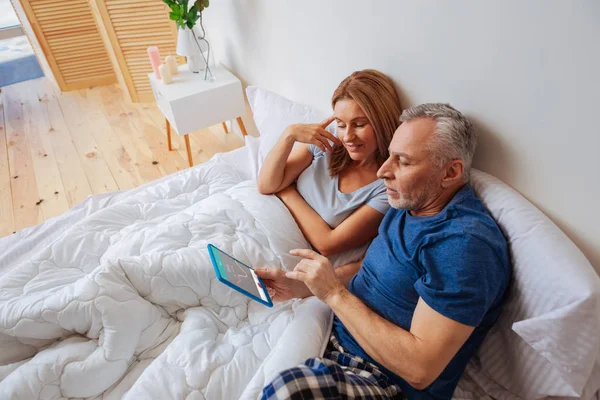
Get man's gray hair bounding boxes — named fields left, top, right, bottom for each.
left=400, top=103, right=476, bottom=180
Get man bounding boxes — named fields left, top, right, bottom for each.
left=255, top=103, right=511, bottom=400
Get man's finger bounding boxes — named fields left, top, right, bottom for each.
left=285, top=270, right=306, bottom=281
left=254, top=268, right=284, bottom=280
left=319, top=115, right=335, bottom=128
left=290, top=248, right=325, bottom=261
left=293, top=261, right=314, bottom=274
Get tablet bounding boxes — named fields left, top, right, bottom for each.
left=207, top=244, right=273, bottom=307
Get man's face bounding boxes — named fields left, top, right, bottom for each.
left=377, top=118, right=443, bottom=211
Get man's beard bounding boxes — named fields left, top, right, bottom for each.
left=387, top=176, right=438, bottom=211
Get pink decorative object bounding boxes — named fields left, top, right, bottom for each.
left=147, top=46, right=161, bottom=79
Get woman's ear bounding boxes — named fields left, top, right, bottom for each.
left=441, top=160, right=465, bottom=188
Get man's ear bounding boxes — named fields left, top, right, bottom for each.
left=441, top=160, right=465, bottom=188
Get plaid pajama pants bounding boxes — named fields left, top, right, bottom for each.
left=261, top=334, right=405, bottom=400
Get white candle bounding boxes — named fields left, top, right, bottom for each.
left=158, top=64, right=172, bottom=84
left=166, top=55, right=178, bottom=75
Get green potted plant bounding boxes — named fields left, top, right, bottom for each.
left=163, top=0, right=212, bottom=78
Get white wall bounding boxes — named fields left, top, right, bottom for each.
left=205, top=0, right=600, bottom=273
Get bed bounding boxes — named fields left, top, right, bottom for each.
left=0, top=141, right=339, bottom=399
left=1, top=86, right=599, bottom=400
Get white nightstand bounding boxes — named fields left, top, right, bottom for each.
left=148, top=64, right=248, bottom=167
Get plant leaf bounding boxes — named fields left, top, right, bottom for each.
left=189, top=5, right=198, bottom=20
left=195, top=0, right=208, bottom=12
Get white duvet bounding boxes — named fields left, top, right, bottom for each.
left=0, top=151, right=333, bottom=400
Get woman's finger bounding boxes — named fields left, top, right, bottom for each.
left=316, top=135, right=333, bottom=152
left=320, top=128, right=342, bottom=147
left=319, top=115, right=335, bottom=128
left=312, top=138, right=327, bottom=152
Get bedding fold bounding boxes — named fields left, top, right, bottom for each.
left=0, top=156, right=333, bottom=399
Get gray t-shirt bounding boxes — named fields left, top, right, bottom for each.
left=295, top=144, right=390, bottom=228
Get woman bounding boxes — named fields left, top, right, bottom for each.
left=257, top=69, right=402, bottom=258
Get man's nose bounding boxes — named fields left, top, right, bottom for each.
left=377, top=158, right=391, bottom=179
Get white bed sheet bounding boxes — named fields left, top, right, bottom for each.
left=0, top=144, right=334, bottom=399
left=0, top=146, right=253, bottom=278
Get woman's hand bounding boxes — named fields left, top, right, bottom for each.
left=284, top=116, right=341, bottom=152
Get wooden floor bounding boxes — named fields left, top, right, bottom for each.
left=0, top=77, right=245, bottom=239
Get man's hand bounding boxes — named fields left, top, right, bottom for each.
left=254, top=267, right=312, bottom=302
left=285, top=249, right=347, bottom=303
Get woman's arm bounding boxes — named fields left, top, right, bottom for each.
left=277, top=186, right=384, bottom=256
left=335, top=259, right=363, bottom=286
left=257, top=118, right=339, bottom=195
left=257, top=132, right=313, bottom=195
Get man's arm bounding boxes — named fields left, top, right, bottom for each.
left=327, top=292, right=474, bottom=389
left=284, top=249, right=475, bottom=390
left=277, top=186, right=383, bottom=256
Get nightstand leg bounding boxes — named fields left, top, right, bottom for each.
left=222, top=122, right=229, bottom=134
left=236, top=117, right=248, bottom=136
left=166, top=119, right=173, bottom=151
left=184, top=135, right=193, bottom=167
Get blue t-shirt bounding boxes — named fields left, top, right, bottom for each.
left=333, top=184, right=511, bottom=400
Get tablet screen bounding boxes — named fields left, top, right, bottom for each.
left=212, top=247, right=269, bottom=302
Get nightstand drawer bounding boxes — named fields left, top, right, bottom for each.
left=151, top=83, right=175, bottom=124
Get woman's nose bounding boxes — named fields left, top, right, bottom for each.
left=344, top=127, right=357, bottom=141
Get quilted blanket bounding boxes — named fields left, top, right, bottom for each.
left=0, top=153, right=333, bottom=399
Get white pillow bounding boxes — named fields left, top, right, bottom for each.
left=466, top=169, right=600, bottom=399
left=246, top=86, right=327, bottom=171
left=244, top=135, right=261, bottom=181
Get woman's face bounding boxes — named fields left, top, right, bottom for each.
left=333, top=99, right=378, bottom=164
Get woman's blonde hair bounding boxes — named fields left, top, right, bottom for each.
left=329, top=69, right=403, bottom=176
